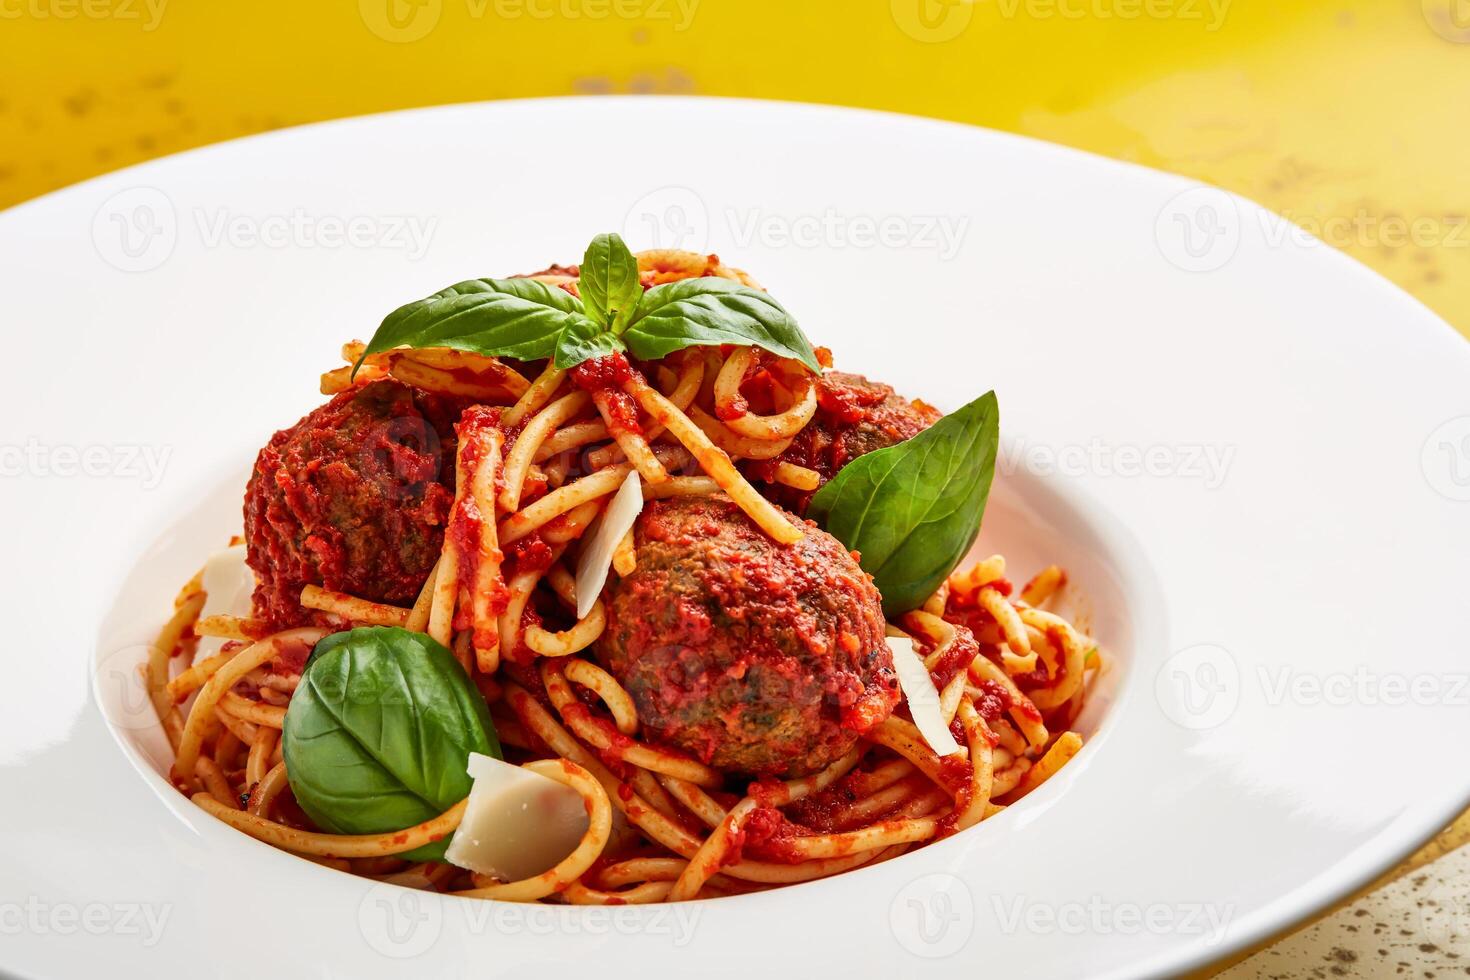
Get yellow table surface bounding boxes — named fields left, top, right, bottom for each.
left=4, top=0, right=1467, bottom=970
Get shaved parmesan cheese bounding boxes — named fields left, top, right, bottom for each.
left=887, top=635, right=962, bottom=757
left=196, top=545, right=255, bottom=662
left=574, top=470, right=643, bottom=619
left=445, top=753, right=589, bottom=882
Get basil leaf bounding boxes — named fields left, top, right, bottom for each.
left=808, top=392, right=1000, bottom=616
left=358, top=277, right=585, bottom=371
left=579, top=233, right=643, bottom=333
left=554, top=315, right=625, bottom=370
left=624, top=277, right=821, bottom=373
left=282, top=626, right=500, bottom=861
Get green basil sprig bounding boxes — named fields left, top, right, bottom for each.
left=356, top=232, right=820, bottom=375
left=282, top=626, right=500, bottom=861
left=808, top=392, right=1000, bottom=616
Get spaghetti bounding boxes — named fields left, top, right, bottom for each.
left=145, top=248, right=1104, bottom=904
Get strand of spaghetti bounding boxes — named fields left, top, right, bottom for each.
left=844, top=758, right=916, bottom=797
left=394, top=347, right=531, bottom=394
left=428, top=448, right=468, bottom=648
left=405, top=558, right=438, bottom=634
left=498, top=463, right=632, bottom=544
left=777, top=815, right=940, bottom=862
left=193, top=794, right=468, bottom=859
left=388, top=358, right=521, bottom=402
left=657, top=775, right=727, bottom=829
left=195, top=757, right=238, bottom=809
left=591, top=390, right=669, bottom=485
left=713, top=348, right=818, bottom=441
left=497, top=544, right=566, bottom=657
left=563, top=881, right=675, bottom=906
left=1002, top=732, right=1083, bottom=802
left=165, top=649, right=233, bottom=703
left=212, top=728, right=241, bottom=770
left=195, top=615, right=265, bottom=640
left=903, top=610, right=959, bottom=671
left=952, top=698, right=995, bottom=832
left=686, top=404, right=793, bottom=460
left=541, top=662, right=724, bottom=787
left=321, top=362, right=387, bottom=394
left=921, top=580, right=950, bottom=616
left=755, top=746, right=864, bottom=807
left=502, top=363, right=566, bottom=429
left=978, top=587, right=1032, bottom=657
left=641, top=349, right=704, bottom=443
left=623, top=378, right=803, bottom=544
left=1020, top=565, right=1066, bottom=607
left=212, top=704, right=259, bottom=745
left=147, top=591, right=206, bottom=736
left=769, top=462, right=821, bottom=491
left=501, top=391, right=589, bottom=512
left=246, top=728, right=277, bottom=788
left=825, top=775, right=931, bottom=829
left=246, top=761, right=289, bottom=817
left=449, top=760, right=611, bottom=902
left=299, top=586, right=410, bottom=627
left=541, top=500, right=605, bottom=545
left=562, top=659, right=638, bottom=734
left=523, top=600, right=605, bottom=657
left=1018, top=608, right=1088, bottom=710
left=456, top=418, right=507, bottom=673
left=969, top=655, right=1050, bottom=749
left=642, top=475, right=721, bottom=500
left=598, top=857, right=687, bottom=887
left=174, top=628, right=326, bottom=787
left=669, top=798, right=757, bottom=901
left=868, top=716, right=964, bottom=799
left=611, top=528, right=636, bottom=576
left=220, top=691, right=287, bottom=728
left=991, top=757, right=1032, bottom=797
left=949, top=555, right=1007, bottom=597
left=533, top=420, right=609, bottom=462
left=939, top=670, right=968, bottom=725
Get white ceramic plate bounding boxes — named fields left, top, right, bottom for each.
left=2, top=98, right=1468, bottom=980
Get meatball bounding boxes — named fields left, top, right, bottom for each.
left=595, top=494, right=899, bottom=777
left=244, top=379, right=463, bottom=628
left=753, top=371, right=940, bottom=512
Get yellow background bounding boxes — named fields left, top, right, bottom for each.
left=3, top=0, right=1467, bottom=967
